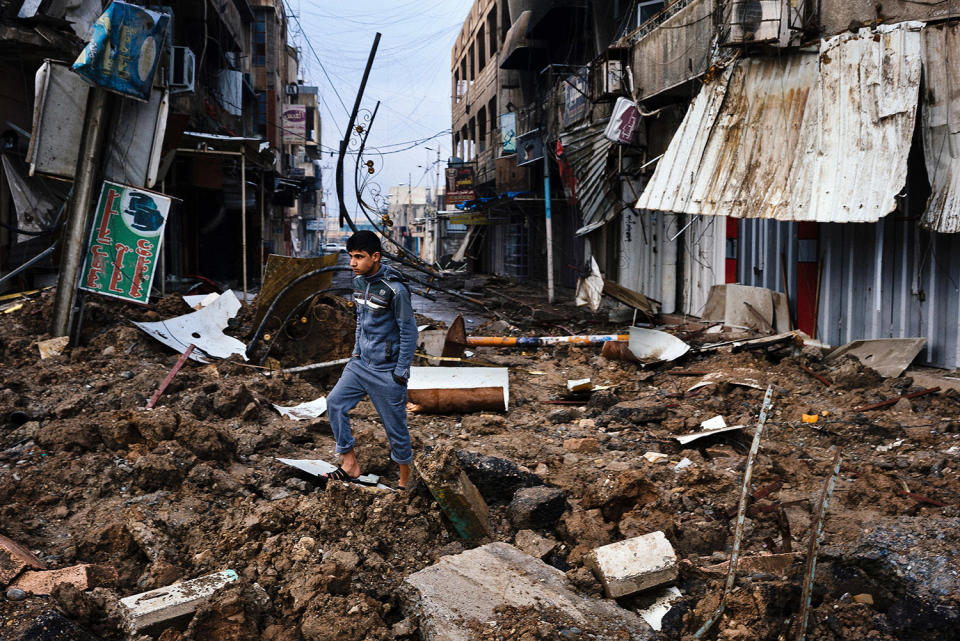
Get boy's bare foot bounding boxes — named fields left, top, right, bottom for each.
left=323, top=450, right=362, bottom=481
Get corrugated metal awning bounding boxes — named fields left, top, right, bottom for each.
left=920, top=22, right=960, bottom=233
left=636, top=22, right=923, bottom=223
left=559, top=121, right=618, bottom=237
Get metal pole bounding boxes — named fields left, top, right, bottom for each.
left=241, top=153, right=247, bottom=300
left=543, top=148, right=555, bottom=304
left=160, top=179, right=166, bottom=296
left=51, top=87, right=110, bottom=338
left=260, top=175, right=266, bottom=281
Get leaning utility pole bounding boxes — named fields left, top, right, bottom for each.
left=51, top=88, right=111, bottom=338
left=543, top=147, right=555, bottom=304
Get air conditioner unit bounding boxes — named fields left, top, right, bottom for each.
left=285, top=84, right=298, bottom=96
left=724, top=0, right=792, bottom=47
left=169, top=46, right=195, bottom=93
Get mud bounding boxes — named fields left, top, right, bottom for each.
left=2, top=281, right=960, bottom=640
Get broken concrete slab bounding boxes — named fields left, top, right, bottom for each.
left=507, top=486, right=568, bottom=529
left=0, top=534, right=45, bottom=585
left=407, top=366, right=509, bottom=413
left=11, top=563, right=116, bottom=595
left=826, top=337, right=927, bottom=378
left=514, top=530, right=558, bottom=559
left=119, top=569, right=238, bottom=631
left=403, top=542, right=652, bottom=641
left=587, top=532, right=678, bottom=598
left=132, top=290, right=246, bottom=363
left=37, top=336, right=69, bottom=359
left=415, top=447, right=491, bottom=539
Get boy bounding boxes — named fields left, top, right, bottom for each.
left=324, top=230, right=417, bottom=489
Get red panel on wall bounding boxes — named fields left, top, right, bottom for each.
left=725, top=216, right=738, bottom=283
left=796, top=222, right=818, bottom=336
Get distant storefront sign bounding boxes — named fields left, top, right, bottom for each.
left=282, top=104, right=307, bottom=143
left=72, top=2, right=170, bottom=101
left=500, top=112, right=517, bottom=155
left=563, top=69, right=589, bottom=127
left=445, top=164, right=475, bottom=205
left=449, top=212, right=490, bottom=225
left=304, top=219, right=321, bottom=231
left=516, top=129, right=544, bottom=167
left=79, top=181, right=170, bottom=305
left=603, top=97, right=641, bottom=144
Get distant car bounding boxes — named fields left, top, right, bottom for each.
left=323, top=242, right=346, bottom=253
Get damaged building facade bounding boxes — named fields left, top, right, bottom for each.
left=0, top=0, right=323, bottom=297
left=449, top=0, right=960, bottom=369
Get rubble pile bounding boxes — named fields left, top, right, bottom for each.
left=2, top=284, right=960, bottom=641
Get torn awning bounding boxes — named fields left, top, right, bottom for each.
left=636, top=22, right=923, bottom=223
left=920, top=22, right=960, bottom=233
left=559, top=121, right=618, bottom=237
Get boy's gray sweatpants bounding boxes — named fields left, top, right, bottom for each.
left=327, top=358, right=412, bottom=465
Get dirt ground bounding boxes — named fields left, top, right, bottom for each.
left=1, top=275, right=959, bottom=641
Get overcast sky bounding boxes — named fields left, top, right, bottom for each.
left=283, top=0, right=472, bottom=225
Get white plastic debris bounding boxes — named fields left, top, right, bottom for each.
left=627, top=327, right=690, bottom=362
left=567, top=378, right=592, bottom=392
left=182, top=292, right=221, bottom=310
left=643, top=452, right=669, bottom=464
left=637, top=586, right=682, bottom=631
left=272, top=397, right=327, bottom=420
left=132, top=290, right=246, bottom=363
left=700, top=415, right=727, bottom=430
left=674, top=457, right=693, bottom=471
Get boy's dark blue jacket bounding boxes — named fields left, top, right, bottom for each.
left=351, top=264, right=417, bottom=380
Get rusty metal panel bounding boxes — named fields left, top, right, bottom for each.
left=920, top=22, right=960, bottom=233
left=254, top=253, right=340, bottom=328
left=561, top=121, right=616, bottom=236
left=637, top=22, right=923, bottom=223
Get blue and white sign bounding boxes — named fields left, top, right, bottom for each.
left=72, top=2, right=170, bottom=101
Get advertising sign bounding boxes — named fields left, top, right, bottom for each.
left=500, top=112, right=517, bottom=155
left=282, top=104, right=307, bottom=143
left=516, top=129, right=544, bottom=167
left=79, top=181, right=170, bottom=305
left=449, top=212, right=490, bottom=225
left=72, top=2, right=170, bottom=101
left=603, top=97, right=641, bottom=144
left=445, top=165, right=475, bottom=205
left=563, top=70, right=589, bottom=127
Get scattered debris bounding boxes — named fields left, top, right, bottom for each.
left=637, top=586, right=683, bottom=631
left=407, top=366, right=509, bottom=412
left=826, top=337, right=927, bottom=378
left=507, top=486, right=568, bottom=529
left=627, top=327, right=690, bottom=362
left=272, top=397, right=328, bottom=420
left=702, top=284, right=790, bottom=333
left=119, top=569, right=238, bottom=631
left=11, top=564, right=116, bottom=595
left=37, top=336, right=70, bottom=359
left=145, top=344, right=195, bottom=409
left=0, top=534, right=46, bottom=585
left=132, top=289, right=247, bottom=362
left=567, top=377, right=592, bottom=392
left=675, top=416, right=746, bottom=445
left=415, top=446, right=491, bottom=539
left=513, top=530, right=558, bottom=559
left=853, top=386, right=940, bottom=412
left=587, top=531, right=679, bottom=598
left=277, top=458, right=385, bottom=488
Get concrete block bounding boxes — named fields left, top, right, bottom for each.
left=416, top=449, right=491, bottom=539
left=513, top=530, right=557, bottom=560
left=403, top=542, right=651, bottom=641
left=587, top=532, right=678, bottom=598
left=119, top=569, right=238, bottom=631
left=11, top=564, right=117, bottom=595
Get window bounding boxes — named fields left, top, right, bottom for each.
left=253, top=11, right=267, bottom=66
left=487, top=11, right=497, bottom=57
left=468, top=43, right=475, bottom=81
left=477, top=25, right=486, bottom=71
left=255, top=91, right=267, bottom=135
left=638, top=1, right=665, bottom=25
left=477, top=106, right=487, bottom=152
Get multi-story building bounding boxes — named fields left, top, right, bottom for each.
left=451, top=0, right=960, bottom=372
left=0, top=0, right=322, bottom=296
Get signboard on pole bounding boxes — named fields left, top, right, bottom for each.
left=603, top=97, right=641, bottom=144
left=72, top=2, right=170, bottom=101
left=563, top=70, right=589, bottom=127
left=79, top=181, right=170, bottom=305
left=282, top=104, right=307, bottom=143
left=516, top=129, right=544, bottom=167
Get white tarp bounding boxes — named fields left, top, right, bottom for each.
left=272, top=397, right=328, bottom=420
left=132, top=290, right=246, bottom=363
left=636, top=22, right=923, bottom=223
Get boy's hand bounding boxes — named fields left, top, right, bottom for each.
left=392, top=372, right=408, bottom=386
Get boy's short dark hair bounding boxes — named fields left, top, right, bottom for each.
left=346, top=230, right=382, bottom=256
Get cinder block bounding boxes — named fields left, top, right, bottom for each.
left=119, top=569, right=238, bottom=631
left=12, top=564, right=117, bottom=595
left=587, top=531, right=678, bottom=598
